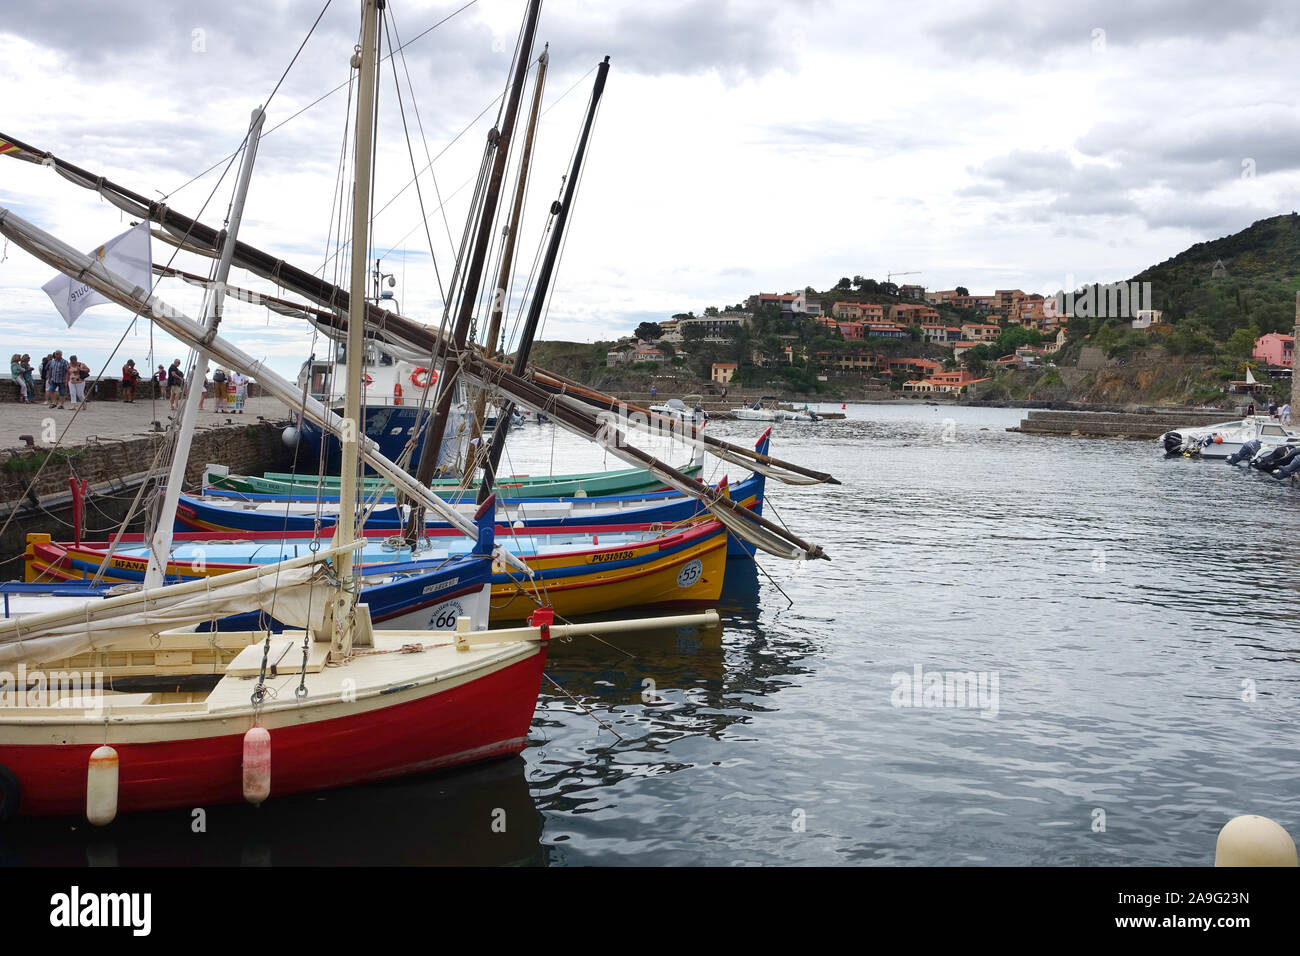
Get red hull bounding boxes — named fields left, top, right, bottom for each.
left=1, top=651, right=546, bottom=818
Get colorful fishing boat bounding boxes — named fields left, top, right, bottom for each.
left=0, top=3, right=733, bottom=825
left=24, top=517, right=729, bottom=624
left=176, top=430, right=774, bottom=558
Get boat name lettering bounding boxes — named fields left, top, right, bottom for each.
left=421, top=577, right=459, bottom=595
left=590, top=549, right=634, bottom=564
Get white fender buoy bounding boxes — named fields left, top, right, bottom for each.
left=242, top=726, right=271, bottom=805
left=86, top=745, right=119, bottom=827
left=280, top=426, right=300, bottom=449
left=1214, top=814, right=1298, bottom=867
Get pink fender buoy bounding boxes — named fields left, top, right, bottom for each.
left=86, top=745, right=119, bottom=826
left=242, top=726, right=271, bottom=805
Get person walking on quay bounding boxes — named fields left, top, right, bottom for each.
left=67, top=354, right=89, bottom=406
left=121, top=359, right=140, bottom=403
left=167, top=359, right=185, bottom=410
left=212, top=366, right=228, bottom=413
left=45, top=349, right=69, bottom=409
left=20, top=354, right=37, bottom=403
left=232, top=369, right=248, bottom=413
left=1282, top=402, right=1292, bottom=425
left=39, top=353, right=53, bottom=405
left=1246, top=400, right=1257, bottom=418
left=198, top=369, right=211, bottom=410
left=154, top=364, right=167, bottom=399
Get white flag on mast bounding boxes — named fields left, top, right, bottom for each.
left=42, top=220, right=152, bottom=327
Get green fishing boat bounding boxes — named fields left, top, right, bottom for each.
left=206, top=461, right=702, bottom=499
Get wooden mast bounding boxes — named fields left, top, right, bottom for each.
left=464, top=45, right=549, bottom=480
left=144, top=106, right=265, bottom=589
left=409, top=0, right=542, bottom=497
left=478, top=56, right=610, bottom=502
left=335, top=0, right=382, bottom=657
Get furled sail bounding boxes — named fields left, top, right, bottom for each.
left=0, top=136, right=831, bottom=559
left=0, top=555, right=334, bottom=667
left=0, top=133, right=835, bottom=486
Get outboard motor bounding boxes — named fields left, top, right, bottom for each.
left=1274, top=447, right=1300, bottom=479
left=1162, top=431, right=1185, bottom=454
left=1250, top=445, right=1291, bottom=472
left=1226, top=439, right=1261, bottom=465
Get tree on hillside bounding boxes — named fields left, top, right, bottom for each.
left=704, top=306, right=719, bottom=316
left=635, top=321, right=663, bottom=342
left=835, top=277, right=852, bottom=291
left=682, top=323, right=708, bottom=347
left=955, top=286, right=969, bottom=296
left=1224, top=325, right=1261, bottom=360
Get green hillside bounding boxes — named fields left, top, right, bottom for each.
left=1130, top=212, right=1300, bottom=340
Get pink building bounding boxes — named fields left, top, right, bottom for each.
left=1252, top=333, right=1294, bottom=367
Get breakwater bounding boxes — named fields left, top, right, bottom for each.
left=1011, top=408, right=1240, bottom=440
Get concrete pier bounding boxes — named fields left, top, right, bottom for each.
left=1013, top=408, right=1240, bottom=440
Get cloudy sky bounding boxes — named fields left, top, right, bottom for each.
left=2, top=0, right=1299, bottom=378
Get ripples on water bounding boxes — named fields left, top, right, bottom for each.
left=4, top=403, right=1297, bottom=866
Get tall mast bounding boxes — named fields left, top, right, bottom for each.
left=464, top=45, right=549, bottom=480
left=144, top=106, right=265, bottom=589
left=410, top=0, right=542, bottom=493
left=478, top=56, right=610, bottom=502
left=334, top=0, right=382, bottom=657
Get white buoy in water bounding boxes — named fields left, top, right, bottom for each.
left=242, top=726, right=271, bottom=805
left=86, top=745, right=119, bottom=826
left=1214, top=814, right=1298, bottom=867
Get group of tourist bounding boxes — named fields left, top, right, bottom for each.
left=146, top=360, right=248, bottom=413
left=8, top=353, right=253, bottom=411
left=9, top=351, right=91, bottom=408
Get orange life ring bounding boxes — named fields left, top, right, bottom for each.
left=393, top=382, right=403, bottom=406
left=410, top=367, right=437, bottom=389
left=362, top=373, right=373, bottom=386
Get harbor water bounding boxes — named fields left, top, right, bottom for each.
left=4, top=402, right=1297, bottom=866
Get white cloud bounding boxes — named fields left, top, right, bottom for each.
left=1, top=0, right=1297, bottom=379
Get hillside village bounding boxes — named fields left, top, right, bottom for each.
left=595, top=214, right=1300, bottom=405
left=606, top=281, right=1123, bottom=397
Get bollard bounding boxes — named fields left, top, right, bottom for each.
left=1214, top=814, right=1298, bottom=867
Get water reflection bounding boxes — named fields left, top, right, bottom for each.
left=0, top=757, right=543, bottom=867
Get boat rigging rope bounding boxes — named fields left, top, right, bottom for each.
left=159, top=0, right=481, bottom=203
left=382, top=14, right=447, bottom=305
left=0, top=0, right=337, bottom=576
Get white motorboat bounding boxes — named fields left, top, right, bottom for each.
left=1161, top=416, right=1299, bottom=459
left=733, top=403, right=778, bottom=422
left=650, top=396, right=708, bottom=426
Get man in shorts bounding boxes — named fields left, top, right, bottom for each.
left=167, top=359, right=185, bottom=409
left=46, top=350, right=70, bottom=409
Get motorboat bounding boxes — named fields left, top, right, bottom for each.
left=1160, top=416, right=1299, bottom=459
left=650, top=395, right=708, bottom=426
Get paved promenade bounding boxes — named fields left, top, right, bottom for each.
left=0, top=395, right=295, bottom=452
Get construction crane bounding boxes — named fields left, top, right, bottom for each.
left=887, top=270, right=921, bottom=287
